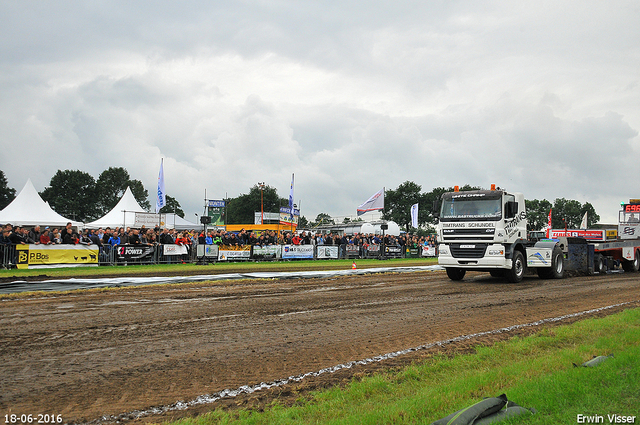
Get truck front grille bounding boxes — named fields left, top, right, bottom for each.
left=441, top=228, right=495, bottom=242
left=450, top=243, right=488, bottom=259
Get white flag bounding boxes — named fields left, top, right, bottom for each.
left=156, top=158, right=166, bottom=213
left=357, top=188, right=384, bottom=216
left=580, top=211, right=588, bottom=229
left=411, top=203, right=419, bottom=228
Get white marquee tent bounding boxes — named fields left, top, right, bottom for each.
left=0, top=179, right=83, bottom=228
left=84, top=187, right=147, bottom=229
left=84, top=188, right=201, bottom=230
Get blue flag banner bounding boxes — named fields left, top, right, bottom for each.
left=156, top=158, right=166, bottom=213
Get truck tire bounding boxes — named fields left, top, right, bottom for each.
left=446, top=268, right=466, bottom=281
left=595, top=254, right=606, bottom=274
left=537, top=246, right=564, bottom=279
left=622, top=250, right=640, bottom=272
left=505, top=250, right=525, bottom=283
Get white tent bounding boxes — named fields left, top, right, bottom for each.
left=0, top=179, right=82, bottom=228
left=163, top=213, right=201, bottom=231
left=84, top=187, right=147, bottom=229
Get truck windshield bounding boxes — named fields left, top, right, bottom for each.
left=440, top=194, right=502, bottom=221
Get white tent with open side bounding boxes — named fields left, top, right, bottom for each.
left=84, top=187, right=147, bottom=229
left=0, top=179, right=83, bottom=228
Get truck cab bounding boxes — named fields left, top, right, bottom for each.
left=436, top=186, right=563, bottom=282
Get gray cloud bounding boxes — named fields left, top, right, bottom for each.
left=1, top=0, right=639, bottom=224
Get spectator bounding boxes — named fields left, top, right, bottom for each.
left=51, top=228, right=62, bottom=244
left=62, top=227, right=77, bottom=244
left=39, top=228, right=52, bottom=245
left=28, top=225, right=42, bottom=244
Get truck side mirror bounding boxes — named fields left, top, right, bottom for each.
left=505, top=201, right=518, bottom=219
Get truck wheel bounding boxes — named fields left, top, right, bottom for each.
left=537, top=247, right=563, bottom=279
left=595, top=254, right=606, bottom=274
left=622, top=250, right=640, bottom=272
left=446, top=268, right=466, bottom=281
left=506, top=250, right=525, bottom=283
left=548, top=246, right=564, bottom=278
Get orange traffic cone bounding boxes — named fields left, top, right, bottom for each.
left=352, top=261, right=357, bottom=270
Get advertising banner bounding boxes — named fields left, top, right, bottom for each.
left=252, top=245, right=282, bottom=260
left=316, top=246, right=339, bottom=259
left=16, top=244, right=99, bottom=269
left=279, top=207, right=300, bottom=226
left=549, top=229, right=606, bottom=241
left=163, top=244, right=189, bottom=256
left=282, top=245, right=314, bottom=259
left=422, top=246, right=437, bottom=257
left=207, top=200, right=226, bottom=226
left=117, top=245, right=155, bottom=260
left=345, top=244, right=359, bottom=258
left=134, top=213, right=166, bottom=228
left=218, top=245, right=251, bottom=261
left=384, top=245, right=403, bottom=258
left=196, top=244, right=219, bottom=258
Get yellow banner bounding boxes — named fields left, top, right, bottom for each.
left=16, top=245, right=99, bottom=269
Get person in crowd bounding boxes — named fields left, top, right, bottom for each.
left=28, top=225, right=42, bottom=244
left=50, top=228, right=62, bottom=244
left=61, top=227, right=76, bottom=244
left=39, top=228, right=52, bottom=245
left=129, top=228, right=140, bottom=244
left=108, top=230, right=121, bottom=247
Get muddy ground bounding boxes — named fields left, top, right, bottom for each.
left=1, top=269, right=638, bottom=424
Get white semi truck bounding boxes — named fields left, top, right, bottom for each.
left=435, top=185, right=640, bottom=282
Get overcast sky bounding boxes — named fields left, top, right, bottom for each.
left=1, top=1, right=639, bottom=224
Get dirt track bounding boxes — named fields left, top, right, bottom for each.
left=1, top=269, right=639, bottom=424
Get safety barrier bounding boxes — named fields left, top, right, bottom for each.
left=1, top=243, right=437, bottom=269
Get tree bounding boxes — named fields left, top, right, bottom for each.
left=298, top=216, right=309, bottom=228
left=96, top=167, right=150, bottom=215
left=226, top=184, right=287, bottom=225
left=382, top=181, right=428, bottom=232
left=40, top=170, right=98, bottom=221
left=551, top=198, right=599, bottom=229
left=0, top=170, right=16, bottom=210
left=313, top=213, right=334, bottom=226
left=159, top=195, right=184, bottom=218
left=525, top=199, right=553, bottom=231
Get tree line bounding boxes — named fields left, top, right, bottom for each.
left=312, top=181, right=601, bottom=234
left=0, top=170, right=601, bottom=230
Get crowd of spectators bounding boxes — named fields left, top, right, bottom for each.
left=2, top=221, right=438, bottom=266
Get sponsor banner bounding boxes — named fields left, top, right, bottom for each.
left=282, top=245, right=314, bottom=259
left=16, top=244, right=99, bottom=269
left=163, top=244, right=189, bottom=256
left=207, top=200, right=226, bottom=226
left=422, top=246, right=437, bottom=257
left=618, top=223, right=640, bottom=240
left=317, top=246, right=339, bottom=259
left=550, top=229, right=605, bottom=241
left=134, top=212, right=166, bottom=228
left=218, top=245, right=251, bottom=261
left=117, top=244, right=155, bottom=260
left=252, top=245, right=282, bottom=259
left=345, top=244, right=359, bottom=258
left=196, top=244, right=219, bottom=258
left=384, top=245, right=403, bottom=258
left=279, top=207, right=300, bottom=226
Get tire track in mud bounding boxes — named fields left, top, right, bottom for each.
left=0, top=271, right=639, bottom=423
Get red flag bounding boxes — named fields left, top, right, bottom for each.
left=546, top=208, right=552, bottom=238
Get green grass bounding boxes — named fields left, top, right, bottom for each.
left=0, top=257, right=437, bottom=279
left=168, top=308, right=640, bottom=425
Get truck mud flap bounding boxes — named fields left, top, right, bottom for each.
left=565, top=238, right=594, bottom=275
left=430, top=394, right=535, bottom=425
